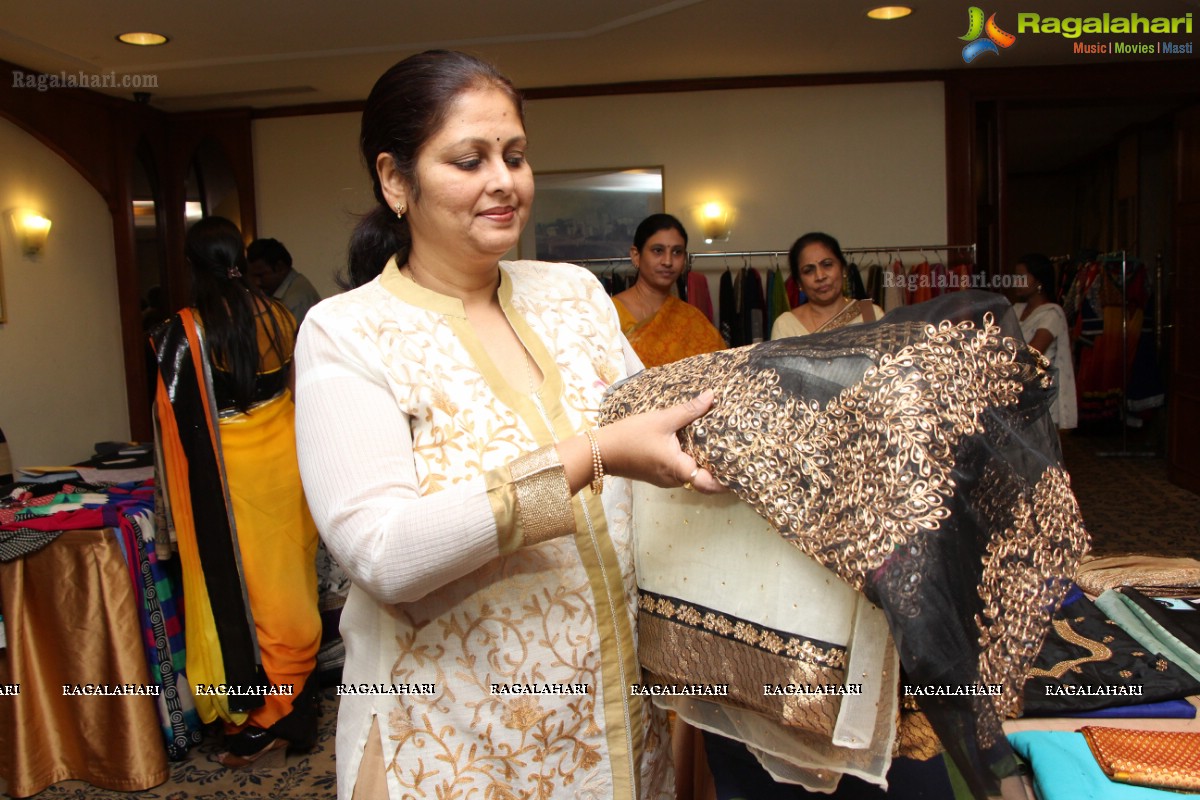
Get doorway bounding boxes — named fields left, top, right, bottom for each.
left=1003, top=99, right=1177, bottom=456
left=946, top=63, right=1198, bottom=491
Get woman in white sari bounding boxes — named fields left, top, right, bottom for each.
left=771, top=232, right=884, bottom=339
left=1012, top=253, right=1077, bottom=430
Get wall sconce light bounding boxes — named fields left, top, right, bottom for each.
left=696, top=201, right=735, bottom=245
left=8, top=209, right=53, bottom=257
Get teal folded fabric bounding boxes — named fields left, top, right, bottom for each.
left=1008, top=730, right=1196, bottom=799
left=1095, top=589, right=1200, bottom=683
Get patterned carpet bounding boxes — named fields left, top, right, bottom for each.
left=1061, top=428, right=1200, bottom=559
left=14, top=428, right=1198, bottom=799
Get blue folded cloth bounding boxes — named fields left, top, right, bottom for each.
left=1008, top=730, right=1200, bottom=799
left=1065, top=698, right=1197, bottom=719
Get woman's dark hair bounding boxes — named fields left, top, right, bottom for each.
left=1017, top=253, right=1055, bottom=299
left=787, top=231, right=847, bottom=284
left=187, top=216, right=291, bottom=412
left=345, top=50, right=525, bottom=288
left=632, top=213, right=688, bottom=251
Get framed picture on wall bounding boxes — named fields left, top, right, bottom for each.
left=519, top=167, right=663, bottom=262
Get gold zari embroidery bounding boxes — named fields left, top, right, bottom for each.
left=1025, top=619, right=1113, bottom=679
left=510, top=444, right=574, bottom=546
left=603, top=308, right=1089, bottom=773
left=637, top=593, right=846, bottom=668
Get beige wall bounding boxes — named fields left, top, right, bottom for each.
left=253, top=113, right=373, bottom=299
left=526, top=82, right=947, bottom=252
left=252, top=80, right=947, bottom=300
left=0, top=116, right=129, bottom=468
left=0, top=80, right=948, bottom=465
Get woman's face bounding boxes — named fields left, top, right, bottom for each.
left=797, top=242, right=845, bottom=306
left=631, top=228, right=687, bottom=292
left=395, top=87, right=533, bottom=266
left=1012, top=263, right=1038, bottom=301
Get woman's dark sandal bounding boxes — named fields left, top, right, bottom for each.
left=216, top=727, right=288, bottom=768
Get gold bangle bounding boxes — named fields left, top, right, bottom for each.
left=585, top=428, right=604, bottom=496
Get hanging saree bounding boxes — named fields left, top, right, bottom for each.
left=633, top=487, right=900, bottom=792
left=1075, top=260, right=1149, bottom=426
left=602, top=290, right=1089, bottom=800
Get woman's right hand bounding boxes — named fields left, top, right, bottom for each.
left=594, top=390, right=724, bottom=494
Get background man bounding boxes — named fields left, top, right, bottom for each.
left=247, top=238, right=321, bottom=326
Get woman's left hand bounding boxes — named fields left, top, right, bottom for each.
left=597, top=390, right=726, bottom=494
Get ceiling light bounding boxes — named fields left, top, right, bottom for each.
left=117, top=32, right=169, bottom=46
left=867, top=6, right=913, bottom=20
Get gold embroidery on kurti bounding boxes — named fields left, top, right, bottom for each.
left=329, top=261, right=671, bottom=799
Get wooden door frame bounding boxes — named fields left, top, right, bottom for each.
left=1169, top=105, right=1200, bottom=493
left=1, top=60, right=258, bottom=441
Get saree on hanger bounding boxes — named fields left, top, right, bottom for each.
left=602, top=290, right=1089, bottom=800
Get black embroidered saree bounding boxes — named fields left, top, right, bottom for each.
left=602, top=290, right=1089, bottom=799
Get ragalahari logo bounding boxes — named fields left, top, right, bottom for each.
left=960, top=7, right=1017, bottom=62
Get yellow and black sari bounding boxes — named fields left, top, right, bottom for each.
left=152, top=306, right=320, bottom=735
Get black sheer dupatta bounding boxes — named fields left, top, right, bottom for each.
left=602, top=291, right=1089, bottom=799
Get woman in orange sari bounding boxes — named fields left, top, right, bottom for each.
left=613, top=214, right=726, bottom=368
left=615, top=213, right=727, bottom=800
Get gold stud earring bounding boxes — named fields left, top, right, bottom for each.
left=395, top=201, right=406, bottom=219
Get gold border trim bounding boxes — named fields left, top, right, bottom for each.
left=509, top=445, right=574, bottom=546
left=637, top=591, right=847, bottom=669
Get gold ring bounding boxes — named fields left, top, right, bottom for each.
left=682, top=467, right=700, bottom=492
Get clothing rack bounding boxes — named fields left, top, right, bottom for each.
left=1154, top=252, right=1165, bottom=356
left=684, top=243, right=977, bottom=270
left=572, top=256, right=637, bottom=272
left=1095, top=249, right=1157, bottom=460
left=574, top=245, right=979, bottom=330
left=843, top=243, right=977, bottom=258
left=571, top=244, right=978, bottom=273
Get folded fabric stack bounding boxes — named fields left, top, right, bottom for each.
left=0, top=477, right=204, bottom=759
left=1076, top=554, right=1200, bottom=598
left=1009, top=730, right=1200, bottom=799
left=1021, top=585, right=1200, bottom=717
left=1082, top=727, right=1200, bottom=792
left=1013, top=583, right=1200, bottom=797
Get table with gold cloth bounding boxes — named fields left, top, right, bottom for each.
left=0, top=528, right=169, bottom=797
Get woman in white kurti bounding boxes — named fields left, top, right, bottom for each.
left=294, top=50, right=720, bottom=800
left=1013, top=254, right=1078, bottom=429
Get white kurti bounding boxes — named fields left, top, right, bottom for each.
left=295, top=259, right=671, bottom=799
left=1014, top=302, right=1078, bottom=429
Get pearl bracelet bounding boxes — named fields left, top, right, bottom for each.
left=585, top=428, right=604, bottom=496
